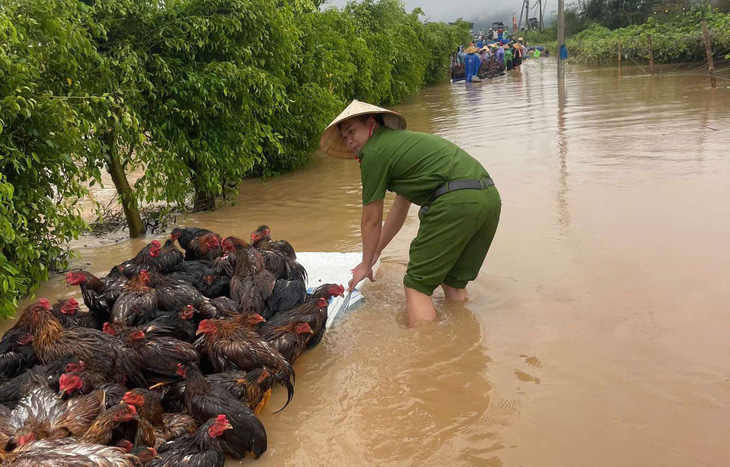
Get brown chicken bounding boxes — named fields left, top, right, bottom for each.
left=185, top=233, right=223, bottom=262
left=50, top=298, right=100, bottom=330
left=23, top=302, right=147, bottom=388
left=194, top=317, right=294, bottom=411
left=229, top=243, right=275, bottom=314
left=81, top=403, right=138, bottom=445
left=206, top=368, right=275, bottom=414
left=259, top=322, right=314, bottom=364
left=259, top=296, right=330, bottom=350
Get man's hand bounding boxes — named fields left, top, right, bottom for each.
left=348, top=262, right=375, bottom=291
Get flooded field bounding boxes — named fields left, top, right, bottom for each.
left=5, top=59, right=730, bottom=466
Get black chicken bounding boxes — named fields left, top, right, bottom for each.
left=0, top=328, right=36, bottom=379
left=146, top=414, right=231, bottom=467
left=122, top=330, right=199, bottom=385
left=65, top=270, right=127, bottom=325
left=264, top=278, right=307, bottom=319
left=176, top=362, right=267, bottom=459
left=171, top=227, right=215, bottom=252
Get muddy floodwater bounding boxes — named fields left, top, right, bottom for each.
left=5, top=59, right=730, bottom=466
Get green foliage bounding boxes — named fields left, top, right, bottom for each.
left=0, top=0, right=108, bottom=318
left=568, top=5, right=730, bottom=64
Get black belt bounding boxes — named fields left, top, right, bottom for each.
left=419, top=178, right=494, bottom=219
left=429, top=178, right=494, bottom=202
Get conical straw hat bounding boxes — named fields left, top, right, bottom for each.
left=320, top=99, right=407, bottom=159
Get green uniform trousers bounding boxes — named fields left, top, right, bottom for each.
left=403, top=185, right=501, bottom=296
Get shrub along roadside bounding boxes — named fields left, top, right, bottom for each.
left=568, top=6, right=730, bottom=64
left=0, top=0, right=470, bottom=318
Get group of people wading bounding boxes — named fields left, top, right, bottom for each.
left=452, top=37, right=544, bottom=83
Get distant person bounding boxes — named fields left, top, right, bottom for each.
left=494, top=43, right=505, bottom=70
left=504, top=44, right=514, bottom=71
left=513, top=42, right=524, bottom=71
left=319, top=100, right=501, bottom=326
left=497, top=27, right=504, bottom=41
left=464, top=45, right=481, bottom=82
left=457, top=45, right=466, bottom=66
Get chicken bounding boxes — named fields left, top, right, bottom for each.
left=196, top=297, right=239, bottom=320
left=3, top=437, right=140, bottom=466
left=0, top=357, right=75, bottom=409
left=251, top=225, right=297, bottom=259
left=265, top=278, right=307, bottom=319
left=206, top=369, right=275, bottom=414
left=57, top=359, right=122, bottom=398
left=259, top=296, right=330, bottom=350
left=122, top=389, right=196, bottom=448
left=150, top=273, right=206, bottom=313
left=131, top=445, right=159, bottom=464
left=111, top=270, right=159, bottom=325
left=146, top=414, right=231, bottom=467
left=24, top=303, right=147, bottom=388
left=122, top=330, right=199, bottom=385
left=0, top=328, right=36, bottom=379
left=157, top=239, right=184, bottom=274
left=80, top=402, right=138, bottom=445
left=109, top=240, right=164, bottom=278
left=229, top=243, right=275, bottom=314
left=170, top=227, right=215, bottom=252
left=0, top=385, right=104, bottom=449
left=129, top=306, right=198, bottom=343
left=184, top=233, right=223, bottom=262
left=176, top=363, right=267, bottom=459
left=65, top=270, right=127, bottom=325
left=260, top=322, right=314, bottom=364
left=194, top=317, right=294, bottom=411
left=50, top=298, right=100, bottom=330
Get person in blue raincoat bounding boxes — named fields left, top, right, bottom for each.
left=464, top=45, right=481, bottom=82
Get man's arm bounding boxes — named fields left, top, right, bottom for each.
left=374, top=195, right=411, bottom=264
left=349, top=200, right=383, bottom=291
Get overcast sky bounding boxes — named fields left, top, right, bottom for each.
left=321, top=0, right=558, bottom=28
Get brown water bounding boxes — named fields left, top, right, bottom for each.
left=6, top=59, right=730, bottom=466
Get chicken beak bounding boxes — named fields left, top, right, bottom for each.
left=308, top=329, right=315, bottom=334
left=196, top=329, right=204, bottom=336
left=149, top=382, right=169, bottom=390
left=225, top=423, right=233, bottom=431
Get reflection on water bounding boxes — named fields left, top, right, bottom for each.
left=5, top=58, right=730, bottom=466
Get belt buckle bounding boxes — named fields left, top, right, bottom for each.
left=479, top=179, right=486, bottom=189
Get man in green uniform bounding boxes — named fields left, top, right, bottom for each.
left=320, top=100, right=501, bottom=326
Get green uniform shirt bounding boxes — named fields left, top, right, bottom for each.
left=358, top=127, right=490, bottom=206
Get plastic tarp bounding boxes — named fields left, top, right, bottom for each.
left=296, top=252, right=380, bottom=328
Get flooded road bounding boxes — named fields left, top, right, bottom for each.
left=6, top=59, right=730, bottom=465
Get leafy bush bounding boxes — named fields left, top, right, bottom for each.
left=568, top=6, right=730, bottom=63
